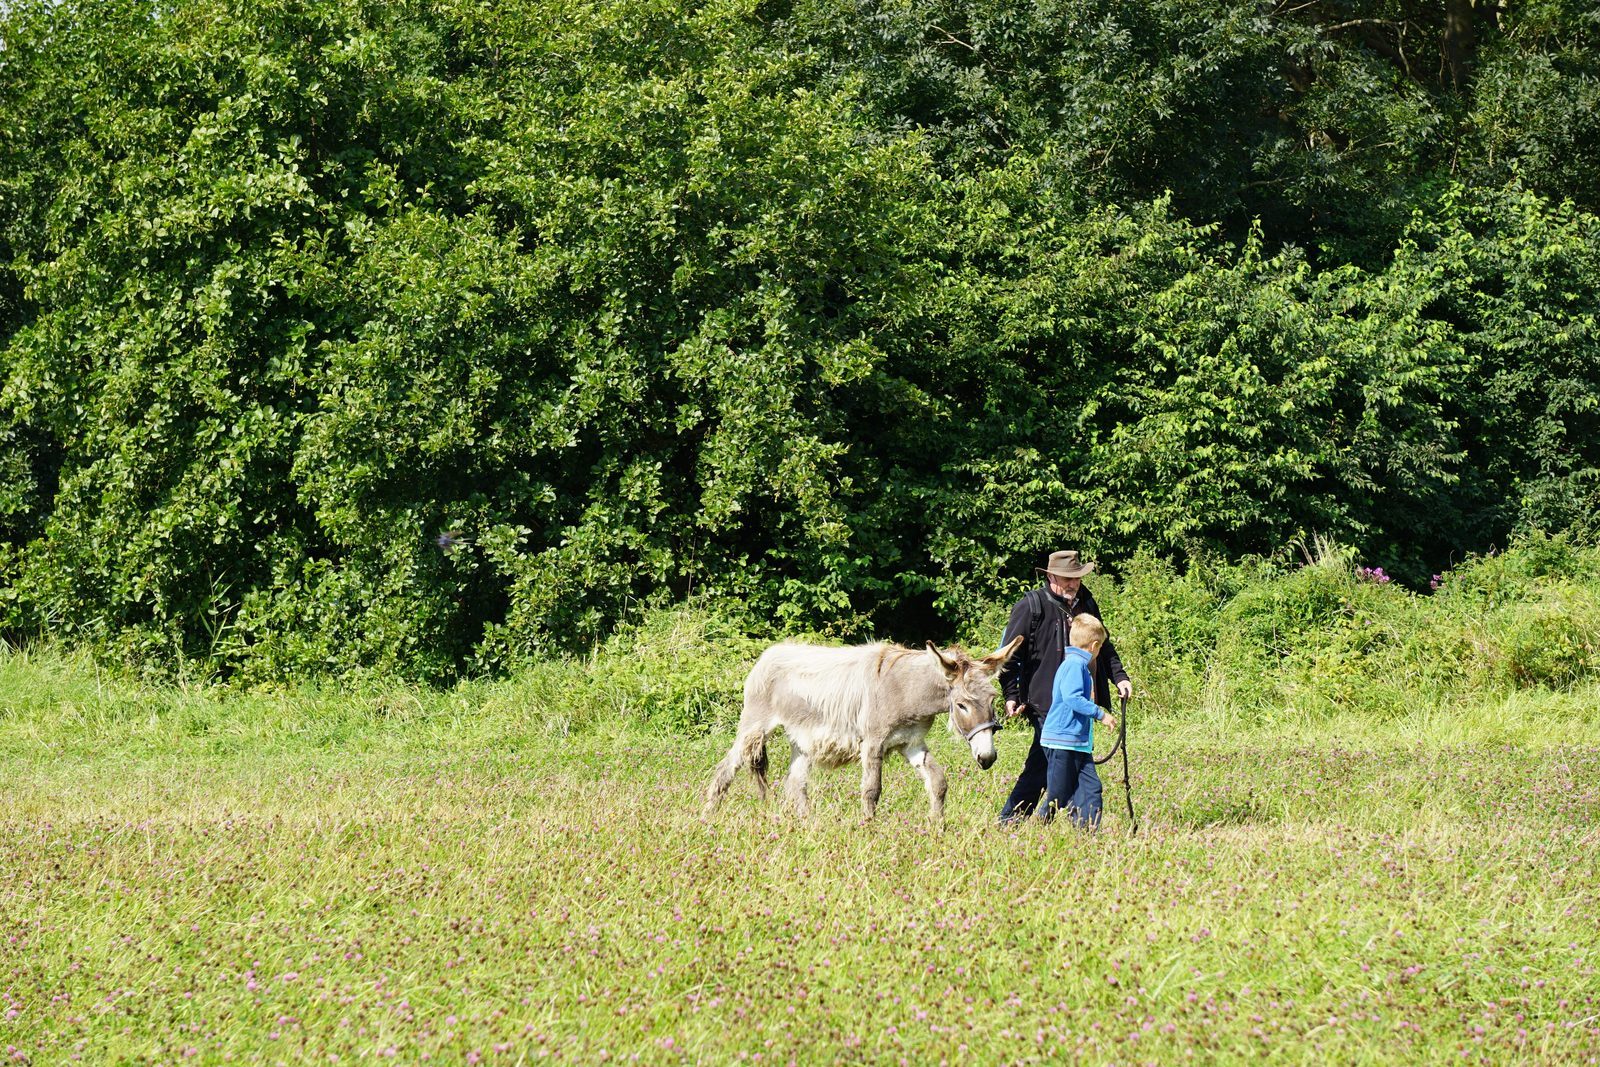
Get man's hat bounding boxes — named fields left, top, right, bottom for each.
left=1037, top=550, right=1095, bottom=579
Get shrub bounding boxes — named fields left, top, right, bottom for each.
left=1488, top=589, right=1600, bottom=690
left=1216, top=556, right=1349, bottom=670
left=1095, top=535, right=1600, bottom=725
left=476, top=601, right=766, bottom=738
left=1093, top=550, right=1228, bottom=717
left=1431, top=531, right=1599, bottom=608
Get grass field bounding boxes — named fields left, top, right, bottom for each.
left=3, top=649, right=1599, bottom=1065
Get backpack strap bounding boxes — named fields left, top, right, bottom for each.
left=1009, top=586, right=1057, bottom=707
left=1025, top=586, right=1047, bottom=650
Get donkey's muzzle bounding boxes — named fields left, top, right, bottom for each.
left=965, top=723, right=999, bottom=770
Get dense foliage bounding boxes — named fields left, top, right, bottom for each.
left=2, top=0, right=1598, bottom=678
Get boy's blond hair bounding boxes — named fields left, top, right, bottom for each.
left=1069, top=613, right=1107, bottom=650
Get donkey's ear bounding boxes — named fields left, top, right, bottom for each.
left=979, top=634, right=1025, bottom=673
left=926, top=642, right=963, bottom=679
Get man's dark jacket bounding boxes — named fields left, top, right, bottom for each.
left=998, top=583, right=1129, bottom=718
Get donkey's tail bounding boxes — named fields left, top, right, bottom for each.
left=745, top=728, right=769, bottom=801
left=703, top=726, right=769, bottom=813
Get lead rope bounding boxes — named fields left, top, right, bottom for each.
left=1092, top=694, right=1138, bottom=836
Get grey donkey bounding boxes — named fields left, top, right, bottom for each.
left=704, top=636, right=1023, bottom=819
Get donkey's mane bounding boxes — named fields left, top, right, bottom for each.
left=874, top=642, right=980, bottom=677
left=873, top=643, right=919, bottom=676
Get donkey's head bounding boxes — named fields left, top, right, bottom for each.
left=927, top=635, right=1024, bottom=769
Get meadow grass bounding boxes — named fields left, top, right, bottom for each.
left=3, top=647, right=1599, bottom=1065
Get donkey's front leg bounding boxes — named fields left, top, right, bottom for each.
left=903, top=741, right=948, bottom=821
left=859, top=740, right=885, bottom=819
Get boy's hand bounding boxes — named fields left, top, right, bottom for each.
left=1100, top=712, right=1117, bottom=733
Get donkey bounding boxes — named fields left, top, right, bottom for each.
left=703, top=635, right=1024, bottom=820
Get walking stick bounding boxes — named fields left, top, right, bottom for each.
left=1093, top=693, right=1138, bottom=835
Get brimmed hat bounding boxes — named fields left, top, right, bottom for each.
left=1037, top=550, right=1095, bottom=580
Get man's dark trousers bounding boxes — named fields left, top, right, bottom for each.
left=998, top=715, right=1052, bottom=823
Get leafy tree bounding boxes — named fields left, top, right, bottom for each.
left=1, top=0, right=1597, bottom=677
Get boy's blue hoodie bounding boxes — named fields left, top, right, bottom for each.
left=1041, top=645, right=1103, bottom=752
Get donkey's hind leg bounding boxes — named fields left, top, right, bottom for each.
left=784, top=745, right=813, bottom=816
left=703, top=738, right=742, bottom=814
left=704, top=723, right=770, bottom=813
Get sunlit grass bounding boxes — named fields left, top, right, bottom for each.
left=3, top=649, right=1599, bottom=1064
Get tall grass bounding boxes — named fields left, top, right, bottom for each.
left=7, top=534, right=1597, bottom=753
left=3, top=677, right=1598, bottom=1063
left=3, top=537, right=1599, bottom=1063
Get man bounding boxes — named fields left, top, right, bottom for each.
left=996, top=549, right=1133, bottom=824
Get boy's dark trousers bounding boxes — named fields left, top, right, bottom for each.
left=998, top=713, right=1100, bottom=831
left=1039, top=747, right=1102, bottom=828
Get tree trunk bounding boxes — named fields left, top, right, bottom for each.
left=1444, top=0, right=1477, bottom=92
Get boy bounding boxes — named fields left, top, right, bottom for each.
left=1038, top=614, right=1117, bottom=828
